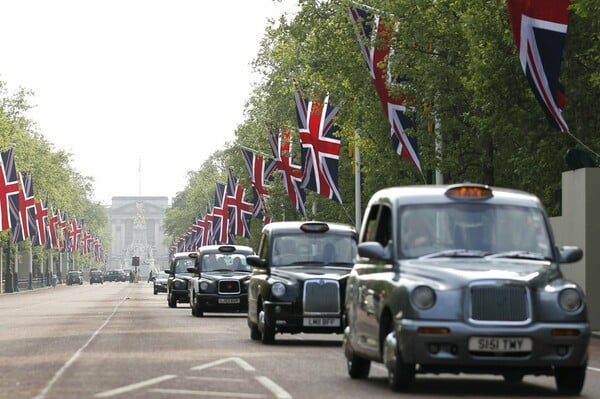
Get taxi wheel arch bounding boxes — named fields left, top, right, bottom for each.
left=258, top=298, right=275, bottom=344
left=381, top=310, right=415, bottom=391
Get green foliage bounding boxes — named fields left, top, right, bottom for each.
left=0, top=80, right=109, bottom=265
left=164, top=0, right=600, bottom=247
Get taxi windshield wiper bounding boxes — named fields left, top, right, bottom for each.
left=419, top=249, right=489, bottom=259
left=486, top=251, right=550, bottom=261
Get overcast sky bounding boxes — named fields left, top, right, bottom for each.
left=1, top=0, right=296, bottom=206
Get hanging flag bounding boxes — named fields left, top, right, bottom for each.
left=68, top=218, right=82, bottom=252
left=240, top=147, right=275, bottom=223
left=81, top=228, right=92, bottom=255
left=348, top=6, right=421, bottom=172
left=32, top=196, right=48, bottom=247
left=294, top=86, right=343, bottom=203
left=12, top=172, right=36, bottom=243
left=191, top=213, right=208, bottom=250
left=203, top=203, right=215, bottom=246
left=211, top=182, right=232, bottom=244
left=57, top=210, right=68, bottom=251
left=506, top=0, right=570, bottom=132
left=226, top=168, right=253, bottom=239
left=268, top=129, right=307, bottom=217
left=0, top=148, right=20, bottom=232
left=47, top=208, right=60, bottom=249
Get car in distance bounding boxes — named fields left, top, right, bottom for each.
left=89, top=270, right=104, bottom=284
left=187, top=245, right=255, bottom=317
left=165, top=252, right=196, bottom=308
left=246, top=221, right=357, bottom=344
left=153, top=271, right=169, bottom=295
left=104, top=269, right=127, bottom=282
left=343, top=183, right=590, bottom=395
left=66, top=270, right=83, bottom=285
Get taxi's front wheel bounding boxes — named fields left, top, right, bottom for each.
left=555, top=364, right=586, bottom=395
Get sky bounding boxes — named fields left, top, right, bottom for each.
left=0, top=0, right=297, bottom=206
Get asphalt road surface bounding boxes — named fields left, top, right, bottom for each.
left=1, top=282, right=599, bottom=399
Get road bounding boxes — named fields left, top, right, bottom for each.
left=0, top=282, right=599, bottom=399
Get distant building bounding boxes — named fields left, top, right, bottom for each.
left=107, top=196, right=169, bottom=275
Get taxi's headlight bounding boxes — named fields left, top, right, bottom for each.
left=174, top=280, right=187, bottom=289
left=558, top=288, right=582, bottom=312
left=271, top=282, right=286, bottom=298
left=412, top=285, right=436, bottom=310
left=199, top=281, right=209, bottom=291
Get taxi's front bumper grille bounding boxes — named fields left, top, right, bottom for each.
left=303, top=279, right=340, bottom=315
left=470, top=284, right=529, bottom=323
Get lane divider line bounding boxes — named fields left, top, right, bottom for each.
left=33, top=296, right=129, bottom=399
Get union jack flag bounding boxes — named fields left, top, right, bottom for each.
left=81, top=228, right=92, bottom=255
left=68, top=217, right=82, bottom=252
left=0, top=148, right=20, bottom=232
left=348, top=6, right=421, bottom=172
left=191, top=213, right=209, bottom=250
left=294, top=87, right=342, bottom=203
left=268, top=129, right=307, bottom=217
left=226, top=168, right=253, bottom=239
left=32, top=196, right=49, bottom=247
left=507, top=0, right=570, bottom=132
left=13, top=172, right=36, bottom=243
left=57, top=210, right=68, bottom=251
left=240, top=147, right=275, bottom=223
left=212, top=182, right=234, bottom=244
left=46, top=207, right=60, bottom=249
left=202, top=203, right=215, bottom=246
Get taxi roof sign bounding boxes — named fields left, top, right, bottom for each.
left=445, top=184, right=493, bottom=199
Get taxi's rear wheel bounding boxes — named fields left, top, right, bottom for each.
left=555, top=364, right=586, bottom=395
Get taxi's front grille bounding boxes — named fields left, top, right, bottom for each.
left=303, top=279, right=340, bottom=315
left=218, top=280, right=240, bottom=294
left=470, top=284, right=529, bottom=322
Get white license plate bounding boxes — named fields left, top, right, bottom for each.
left=303, top=317, right=341, bottom=327
left=218, top=298, right=241, bottom=304
left=468, top=336, right=532, bottom=352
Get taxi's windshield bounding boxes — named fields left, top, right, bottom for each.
left=201, top=253, right=251, bottom=272
left=398, top=203, right=553, bottom=259
left=271, top=233, right=357, bottom=267
left=174, top=258, right=194, bottom=274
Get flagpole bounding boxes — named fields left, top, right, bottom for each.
left=354, top=129, right=362, bottom=232
left=138, top=158, right=142, bottom=197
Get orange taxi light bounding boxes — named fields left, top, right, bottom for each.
left=417, top=327, right=450, bottom=335
left=445, top=185, right=493, bottom=199
left=551, top=329, right=580, bottom=337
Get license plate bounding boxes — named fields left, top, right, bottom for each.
left=303, top=317, right=341, bottom=327
left=218, top=298, right=240, bottom=304
left=468, top=336, right=532, bottom=352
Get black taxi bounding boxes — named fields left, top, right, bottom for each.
left=246, top=221, right=357, bottom=344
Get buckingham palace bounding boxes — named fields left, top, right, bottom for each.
left=107, top=196, right=170, bottom=276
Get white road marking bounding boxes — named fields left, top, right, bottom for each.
left=33, top=296, right=129, bottom=399
left=95, top=375, right=177, bottom=398
left=255, top=376, right=292, bottom=399
left=191, top=356, right=256, bottom=372
left=588, top=366, right=600, bottom=372
left=148, top=388, right=266, bottom=398
left=186, top=376, right=248, bottom=382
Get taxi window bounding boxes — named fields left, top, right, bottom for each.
left=398, top=203, right=552, bottom=259
left=174, top=258, right=194, bottom=273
